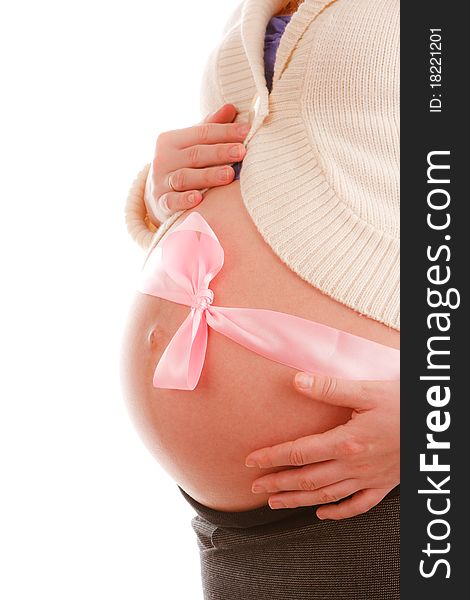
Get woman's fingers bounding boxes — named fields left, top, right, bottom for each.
left=151, top=164, right=235, bottom=216
left=147, top=163, right=235, bottom=220
left=315, top=488, right=390, bottom=520
left=245, top=424, right=355, bottom=468
left=293, top=372, right=392, bottom=410
left=151, top=190, right=203, bottom=215
left=158, top=142, right=245, bottom=199
left=166, top=165, right=235, bottom=192
left=182, top=141, right=246, bottom=169
left=251, top=461, right=345, bottom=495
left=200, top=103, right=238, bottom=124
left=144, top=104, right=250, bottom=225
left=266, top=479, right=360, bottom=510
left=161, top=120, right=250, bottom=150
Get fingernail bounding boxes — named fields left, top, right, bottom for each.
left=245, top=458, right=257, bottom=467
left=188, top=193, right=199, bottom=204
left=238, top=123, right=251, bottom=137
left=218, top=167, right=230, bottom=181
left=251, top=483, right=266, bottom=493
left=229, top=144, right=243, bottom=159
left=269, top=499, right=287, bottom=509
left=295, top=372, right=313, bottom=389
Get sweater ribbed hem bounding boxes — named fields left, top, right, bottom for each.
left=143, top=0, right=400, bottom=331
left=239, top=109, right=400, bottom=330
left=237, top=0, right=400, bottom=330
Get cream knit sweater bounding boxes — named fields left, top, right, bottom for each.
left=125, top=0, right=400, bottom=330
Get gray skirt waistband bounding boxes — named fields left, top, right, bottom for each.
left=177, top=484, right=400, bottom=529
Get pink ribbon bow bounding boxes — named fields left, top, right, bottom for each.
left=138, top=212, right=400, bottom=390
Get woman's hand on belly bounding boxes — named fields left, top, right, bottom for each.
left=121, top=179, right=400, bottom=511
left=246, top=374, right=400, bottom=520
left=144, top=103, right=249, bottom=225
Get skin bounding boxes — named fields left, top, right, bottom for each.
left=121, top=128, right=400, bottom=513
left=132, top=0, right=400, bottom=517
left=246, top=376, right=400, bottom=519
left=144, top=104, right=246, bottom=225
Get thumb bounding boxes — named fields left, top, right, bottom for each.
left=293, top=372, right=377, bottom=410
left=201, top=103, right=238, bottom=124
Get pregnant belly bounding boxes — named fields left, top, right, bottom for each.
left=120, top=180, right=399, bottom=511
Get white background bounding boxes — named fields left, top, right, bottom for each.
left=0, top=1, right=239, bottom=597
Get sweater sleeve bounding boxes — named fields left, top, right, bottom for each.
left=124, top=163, right=156, bottom=251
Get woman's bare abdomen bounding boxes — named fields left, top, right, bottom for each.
left=120, top=180, right=399, bottom=511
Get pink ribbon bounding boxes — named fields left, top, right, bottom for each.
left=138, top=212, right=400, bottom=390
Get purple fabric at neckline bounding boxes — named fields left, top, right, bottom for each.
left=264, top=14, right=292, bottom=92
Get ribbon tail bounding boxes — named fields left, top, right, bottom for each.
left=153, top=310, right=208, bottom=390
left=206, top=306, right=399, bottom=381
